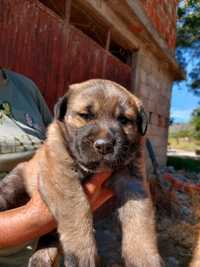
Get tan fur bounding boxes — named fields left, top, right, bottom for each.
left=189, top=230, right=200, bottom=267
left=21, top=122, right=97, bottom=267
left=0, top=79, right=163, bottom=267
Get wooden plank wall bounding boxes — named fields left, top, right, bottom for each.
left=0, top=0, right=132, bottom=110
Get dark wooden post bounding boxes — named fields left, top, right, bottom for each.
left=64, top=0, right=71, bottom=25
left=131, top=50, right=141, bottom=94
left=102, top=28, right=111, bottom=78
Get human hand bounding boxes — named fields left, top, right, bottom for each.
left=0, top=171, right=113, bottom=248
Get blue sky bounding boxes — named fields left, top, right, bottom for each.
left=170, top=51, right=199, bottom=123
left=170, top=82, right=199, bottom=123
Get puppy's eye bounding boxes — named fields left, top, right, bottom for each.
left=118, top=115, right=131, bottom=125
left=78, top=112, right=95, bottom=120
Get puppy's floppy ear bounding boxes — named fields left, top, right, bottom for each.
left=137, top=106, right=148, bottom=136
left=132, top=95, right=148, bottom=136
left=54, top=95, right=68, bottom=121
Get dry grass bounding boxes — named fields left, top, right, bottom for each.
left=168, top=137, right=200, bottom=152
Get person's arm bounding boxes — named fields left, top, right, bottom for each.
left=0, top=190, right=55, bottom=248
left=0, top=172, right=113, bottom=249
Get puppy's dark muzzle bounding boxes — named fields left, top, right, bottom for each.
left=93, top=138, right=115, bottom=155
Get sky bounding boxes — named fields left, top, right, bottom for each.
left=170, top=51, right=199, bottom=124
left=170, top=82, right=199, bottom=123
left=169, top=1, right=200, bottom=124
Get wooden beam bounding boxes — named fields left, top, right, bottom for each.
left=74, top=0, right=184, bottom=81
left=102, top=29, right=111, bottom=78
left=74, top=0, right=139, bottom=50
left=110, top=0, right=185, bottom=81
left=131, top=51, right=145, bottom=94
left=65, top=0, right=72, bottom=25
left=105, top=29, right=111, bottom=51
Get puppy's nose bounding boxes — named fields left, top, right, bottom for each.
left=94, top=138, right=114, bottom=155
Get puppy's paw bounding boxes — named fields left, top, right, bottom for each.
left=109, top=264, right=123, bottom=267
left=64, top=255, right=97, bottom=267
left=28, top=247, right=59, bottom=267
left=124, top=254, right=164, bottom=267
left=64, top=253, right=77, bottom=267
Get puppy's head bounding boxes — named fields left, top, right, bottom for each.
left=54, top=79, right=148, bottom=173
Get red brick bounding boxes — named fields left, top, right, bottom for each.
left=141, top=0, right=177, bottom=50
left=154, top=13, right=161, bottom=31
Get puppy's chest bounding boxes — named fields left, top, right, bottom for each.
left=23, top=148, right=48, bottom=196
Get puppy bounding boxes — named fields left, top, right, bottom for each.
left=0, top=79, right=163, bottom=267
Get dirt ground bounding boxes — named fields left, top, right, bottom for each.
left=95, top=167, right=200, bottom=267
left=155, top=167, right=200, bottom=267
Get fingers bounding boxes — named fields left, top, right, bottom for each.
left=0, top=171, right=113, bottom=248
left=90, top=188, right=114, bottom=211
left=84, top=171, right=114, bottom=211
left=84, top=171, right=112, bottom=196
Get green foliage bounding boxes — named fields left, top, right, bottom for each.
left=177, top=0, right=200, bottom=47
left=176, top=0, right=200, bottom=95
left=167, top=156, right=200, bottom=172
left=169, top=122, right=193, bottom=139
left=169, top=129, right=192, bottom=139
left=169, top=135, right=200, bottom=151
left=191, top=107, right=200, bottom=139
left=169, top=117, right=174, bottom=126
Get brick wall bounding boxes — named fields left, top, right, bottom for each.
left=137, top=50, right=173, bottom=167
left=140, top=0, right=178, bottom=49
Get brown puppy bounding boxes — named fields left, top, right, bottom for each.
left=0, top=79, right=163, bottom=267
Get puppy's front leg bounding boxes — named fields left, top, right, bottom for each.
left=0, top=163, right=28, bottom=210
left=117, top=179, right=163, bottom=267
left=28, top=246, right=60, bottom=267
left=39, top=172, right=97, bottom=267
left=58, top=189, right=97, bottom=267
left=113, top=144, right=163, bottom=267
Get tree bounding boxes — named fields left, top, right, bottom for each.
left=191, top=107, right=200, bottom=139
left=169, top=117, right=174, bottom=126
left=177, top=0, right=200, bottom=95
